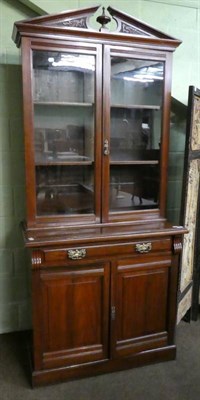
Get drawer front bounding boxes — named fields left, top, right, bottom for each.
left=41, top=237, right=172, bottom=265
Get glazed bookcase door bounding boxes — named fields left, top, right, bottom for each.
left=102, top=45, right=169, bottom=223
left=23, top=40, right=102, bottom=227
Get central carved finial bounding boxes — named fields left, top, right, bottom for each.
left=96, top=7, right=111, bottom=32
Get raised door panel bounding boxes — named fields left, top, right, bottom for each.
left=112, top=255, right=171, bottom=357
left=35, top=263, right=109, bottom=369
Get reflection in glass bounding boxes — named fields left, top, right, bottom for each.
left=36, top=165, right=94, bottom=216
left=33, top=51, right=95, bottom=103
left=109, top=57, right=163, bottom=211
left=32, top=50, right=95, bottom=216
left=110, top=165, right=159, bottom=211
left=110, top=58, right=164, bottom=162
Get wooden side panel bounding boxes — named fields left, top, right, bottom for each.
left=33, top=263, right=110, bottom=370
left=112, top=256, right=171, bottom=357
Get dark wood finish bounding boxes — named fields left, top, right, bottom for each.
left=15, top=26, right=178, bottom=229
left=32, top=263, right=110, bottom=370
left=31, top=346, right=176, bottom=386
left=12, top=5, right=186, bottom=386
left=112, top=255, right=170, bottom=357
left=28, top=227, right=186, bottom=386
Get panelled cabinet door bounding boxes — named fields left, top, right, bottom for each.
left=33, top=263, right=110, bottom=370
left=111, top=255, right=171, bottom=357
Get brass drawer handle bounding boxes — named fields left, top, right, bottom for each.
left=67, top=249, right=86, bottom=260
left=135, top=242, right=152, bottom=253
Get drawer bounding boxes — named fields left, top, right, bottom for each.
left=41, top=237, right=172, bottom=264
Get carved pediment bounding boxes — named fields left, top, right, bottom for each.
left=119, top=21, right=152, bottom=36
left=34, top=5, right=101, bottom=30
left=12, top=4, right=181, bottom=48
left=46, top=16, right=88, bottom=29
left=22, top=5, right=100, bottom=30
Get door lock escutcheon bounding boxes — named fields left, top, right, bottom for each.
left=111, top=306, right=116, bottom=320
left=103, top=139, right=110, bottom=155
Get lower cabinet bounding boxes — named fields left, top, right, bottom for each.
left=31, top=240, right=180, bottom=386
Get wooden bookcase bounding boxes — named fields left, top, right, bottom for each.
left=12, top=5, right=187, bottom=386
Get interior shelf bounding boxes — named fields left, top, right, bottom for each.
left=34, top=101, right=93, bottom=107
left=111, top=104, right=161, bottom=110
left=110, top=160, right=159, bottom=165
left=34, top=102, right=160, bottom=109
left=35, top=161, right=93, bottom=166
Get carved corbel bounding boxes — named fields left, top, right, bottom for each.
left=173, top=236, right=183, bottom=254
left=31, top=249, right=44, bottom=268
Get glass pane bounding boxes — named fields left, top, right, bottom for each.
left=110, top=58, right=163, bottom=162
left=32, top=50, right=95, bottom=216
left=36, top=165, right=94, bottom=216
left=110, top=165, right=159, bottom=212
left=109, top=57, right=163, bottom=212
left=110, top=107, right=161, bottom=162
